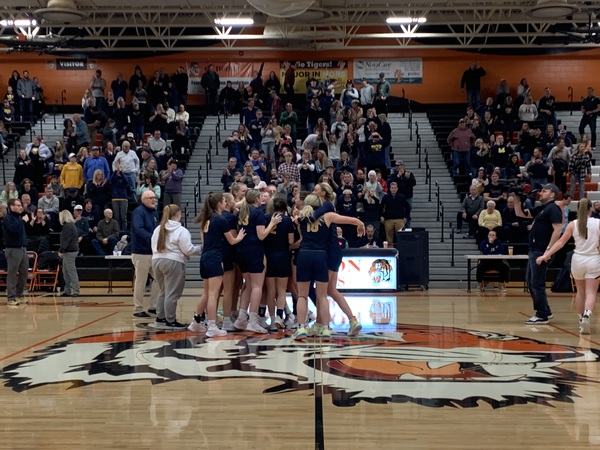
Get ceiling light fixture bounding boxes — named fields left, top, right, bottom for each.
left=527, top=0, right=579, bottom=19
left=386, top=17, right=427, bottom=24
left=214, top=18, right=254, bottom=26
left=0, top=19, right=38, bottom=27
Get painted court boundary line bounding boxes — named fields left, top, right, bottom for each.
left=0, top=311, right=119, bottom=362
left=518, top=311, right=600, bottom=347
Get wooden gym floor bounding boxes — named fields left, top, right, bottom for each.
left=0, top=286, right=599, bottom=449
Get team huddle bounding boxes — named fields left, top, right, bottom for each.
left=152, top=183, right=365, bottom=341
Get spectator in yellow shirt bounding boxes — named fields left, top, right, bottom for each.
left=60, top=152, right=84, bottom=191
left=476, top=200, right=503, bottom=244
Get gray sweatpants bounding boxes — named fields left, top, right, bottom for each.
left=5, top=247, right=29, bottom=301
left=62, top=251, right=80, bottom=295
left=152, top=258, right=186, bottom=323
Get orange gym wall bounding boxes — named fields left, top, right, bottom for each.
left=2, top=47, right=600, bottom=106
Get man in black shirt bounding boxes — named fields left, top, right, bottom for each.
left=538, top=87, right=557, bottom=131
left=579, top=86, right=600, bottom=148
left=514, top=184, right=562, bottom=325
left=483, top=173, right=508, bottom=211
left=460, top=62, right=486, bottom=109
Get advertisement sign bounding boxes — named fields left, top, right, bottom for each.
left=286, top=295, right=396, bottom=332
left=353, top=58, right=423, bottom=84
left=280, top=60, right=349, bottom=93
left=336, top=254, right=398, bottom=291
left=186, top=61, right=257, bottom=95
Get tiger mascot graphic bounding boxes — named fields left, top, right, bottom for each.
left=3, top=323, right=599, bottom=408
left=368, top=259, right=393, bottom=285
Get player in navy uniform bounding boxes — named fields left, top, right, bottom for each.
left=264, top=197, right=295, bottom=330
left=220, top=192, right=242, bottom=331
left=188, top=192, right=245, bottom=337
left=314, top=182, right=364, bottom=336
left=294, top=194, right=364, bottom=341
left=233, top=189, right=282, bottom=333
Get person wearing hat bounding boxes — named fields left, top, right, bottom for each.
left=340, top=80, right=359, bottom=111
left=513, top=184, right=563, bottom=325
left=375, top=72, right=391, bottom=116
left=59, top=152, right=84, bottom=193
left=360, top=77, right=375, bottom=111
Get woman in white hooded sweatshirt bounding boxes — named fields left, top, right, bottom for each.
left=151, top=204, right=202, bottom=329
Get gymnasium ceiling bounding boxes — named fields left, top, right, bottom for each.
left=0, top=0, right=600, bottom=54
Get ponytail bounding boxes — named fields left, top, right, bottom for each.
left=157, top=204, right=180, bottom=252
left=577, top=198, right=590, bottom=239
left=238, top=189, right=260, bottom=226
left=298, top=194, right=323, bottom=220
left=194, top=192, right=223, bottom=230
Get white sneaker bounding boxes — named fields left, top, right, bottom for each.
left=246, top=321, right=268, bottom=334
left=222, top=317, right=237, bottom=332
left=284, top=313, right=297, bottom=329
left=234, top=314, right=248, bottom=331
left=580, top=316, right=591, bottom=334
left=258, top=316, right=269, bottom=329
left=206, top=325, right=227, bottom=337
left=187, top=320, right=206, bottom=333
left=307, top=311, right=317, bottom=322
left=272, top=316, right=284, bottom=330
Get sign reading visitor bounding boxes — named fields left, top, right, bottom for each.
left=280, top=60, right=349, bottom=93
left=353, top=58, right=423, bottom=84
left=56, top=59, right=87, bottom=70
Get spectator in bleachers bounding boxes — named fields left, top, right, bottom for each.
left=62, top=119, right=77, bottom=154
left=569, top=142, right=592, bottom=199
left=248, top=109, right=266, bottom=150
left=14, top=149, right=34, bottom=185
left=496, top=79, right=510, bottom=105
left=102, top=141, right=117, bottom=173
left=82, top=199, right=98, bottom=230
left=548, top=136, right=571, bottom=163
left=60, top=153, right=84, bottom=193
left=147, top=129, right=166, bottom=159
left=336, top=188, right=358, bottom=246
left=516, top=78, right=531, bottom=107
left=48, top=174, right=63, bottom=198
left=269, top=90, right=283, bottom=122
left=61, top=187, right=84, bottom=214
left=490, top=134, right=512, bottom=170
left=298, top=149, right=316, bottom=192
left=470, top=115, right=487, bottom=141
left=248, top=149, right=267, bottom=181
left=109, top=167, right=130, bottom=231
left=112, top=141, right=139, bottom=201
left=380, top=181, right=410, bottom=245
left=542, top=123, right=558, bottom=152
left=476, top=200, right=503, bottom=244
left=447, top=118, right=475, bottom=178
left=73, top=204, right=93, bottom=255
left=473, top=138, right=492, bottom=174
left=26, top=207, right=51, bottom=253
left=84, top=104, right=108, bottom=147
left=219, top=80, right=237, bottom=116
left=171, top=120, right=191, bottom=155
left=280, top=103, right=298, bottom=143
left=364, top=170, right=383, bottom=201
left=72, top=113, right=90, bottom=148
left=104, top=91, right=116, bottom=118
left=359, top=188, right=381, bottom=242
left=2, top=98, right=14, bottom=131
left=234, top=81, right=249, bottom=113
left=482, top=110, right=497, bottom=138
left=137, top=173, right=160, bottom=201
left=499, top=96, right=517, bottom=144
left=149, top=104, right=169, bottom=141
left=525, top=147, right=550, bottom=193
left=164, top=101, right=176, bottom=130
left=260, top=117, right=279, bottom=164
left=579, top=87, right=600, bottom=149
left=18, top=179, right=38, bottom=207
left=102, top=118, right=117, bottom=148
left=16, top=70, right=35, bottom=124
left=76, top=146, right=89, bottom=170
left=240, top=161, right=256, bottom=187
left=457, top=185, right=484, bottom=238
left=476, top=230, right=509, bottom=292
left=92, top=208, right=120, bottom=255
left=556, top=194, right=572, bottom=233
left=387, top=161, right=416, bottom=225
left=221, top=157, right=240, bottom=192
left=538, top=87, right=557, bottom=130
left=335, top=151, right=353, bottom=174
left=161, top=159, right=183, bottom=207
left=39, top=185, right=59, bottom=228
left=83, top=146, right=110, bottom=183
left=240, top=98, right=258, bottom=126
left=128, top=66, right=147, bottom=99
left=0, top=182, right=18, bottom=205
left=139, top=157, right=159, bottom=185
left=20, top=194, right=36, bottom=217
left=483, top=172, right=508, bottom=211
left=592, top=201, right=600, bottom=219
left=518, top=96, right=538, bottom=123
left=129, top=102, right=144, bottom=144
left=364, top=122, right=387, bottom=176
left=461, top=62, right=486, bottom=109
left=504, top=153, right=523, bottom=181
left=278, top=151, right=300, bottom=184
left=552, top=147, right=568, bottom=195
left=111, top=72, right=128, bottom=104
left=375, top=72, right=391, bottom=116
left=89, top=69, right=106, bottom=111
left=502, top=196, right=529, bottom=244
left=113, top=97, right=128, bottom=137
left=200, top=65, right=220, bottom=116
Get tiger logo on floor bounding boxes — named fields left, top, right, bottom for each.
left=368, top=258, right=393, bottom=285
left=3, top=324, right=599, bottom=408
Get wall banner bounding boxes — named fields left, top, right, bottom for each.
left=353, top=59, right=423, bottom=84
left=280, top=60, right=349, bottom=92
left=186, top=61, right=257, bottom=95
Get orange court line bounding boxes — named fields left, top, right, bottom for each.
left=0, top=311, right=119, bottom=362
left=518, top=311, right=600, bottom=347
